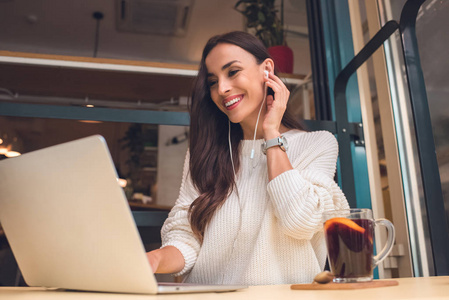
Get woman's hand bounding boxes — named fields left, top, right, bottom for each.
left=262, top=72, right=294, bottom=181
left=262, top=72, right=290, bottom=140
left=146, top=250, right=161, bottom=272
left=146, top=246, right=185, bottom=274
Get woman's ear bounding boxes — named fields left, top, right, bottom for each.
left=263, top=58, right=275, bottom=75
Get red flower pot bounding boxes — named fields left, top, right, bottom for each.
left=268, top=45, right=294, bottom=74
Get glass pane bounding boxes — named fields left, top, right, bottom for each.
left=414, top=0, right=449, bottom=231
left=378, top=0, right=449, bottom=276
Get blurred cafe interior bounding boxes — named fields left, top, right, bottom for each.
left=0, top=0, right=448, bottom=288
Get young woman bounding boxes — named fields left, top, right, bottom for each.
left=146, top=31, right=349, bottom=285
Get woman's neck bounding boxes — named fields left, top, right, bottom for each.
left=239, top=105, right=265, bottom=140
left=241, top=123, right=264, bottom=140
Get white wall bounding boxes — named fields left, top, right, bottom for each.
left=156, top=125, right=189, bottom=207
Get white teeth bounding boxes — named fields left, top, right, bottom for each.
left=225, top=97, right=241, bottom=107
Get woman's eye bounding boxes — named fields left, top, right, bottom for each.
left=208, top=80, right=217, bottom=87
left=228, top=69, right=239, bottom=77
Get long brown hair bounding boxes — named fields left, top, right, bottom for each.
left=189, top=31, right=303, bottom=241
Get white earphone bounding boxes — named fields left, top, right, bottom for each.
left=250, top=69, right=269, bottom=159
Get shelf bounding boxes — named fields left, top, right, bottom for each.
left=0, top=51, right=199, bottom=76
left=0, top=51, right=196, bottom=106
left=0, top=51, right=306, bottom=82
left=128, top=201, right=172, bottom=211
left=144, top=146, right=158, bottom=151
left=0, top=51, right=306, bottom=107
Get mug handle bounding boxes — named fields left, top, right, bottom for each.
left=372, top=218, right=396, bottom=267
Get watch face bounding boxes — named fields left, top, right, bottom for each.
left=261, top=135, right=288, bottom=154
left=280, top=136, right=288, bottom=151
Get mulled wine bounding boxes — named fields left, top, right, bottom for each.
left=324, top=217, right=374, bottom=282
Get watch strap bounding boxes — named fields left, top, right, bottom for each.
left=265, top=137, right=281, bottom=149
left=262, top=135, right=287, bottom=155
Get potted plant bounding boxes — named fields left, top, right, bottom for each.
left=120, top=123, right=158, bottom=201
left=234, top=0, right=293, bottom=73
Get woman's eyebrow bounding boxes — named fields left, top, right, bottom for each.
left=207, top=60, right=241, bottom=77
left=221, top=60, right=240, bottom=70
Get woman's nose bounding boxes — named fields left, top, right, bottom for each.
left=218, top=79, right=231, bottom=96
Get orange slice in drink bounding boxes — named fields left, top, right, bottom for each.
left=324, top=217, right=366, bottom=234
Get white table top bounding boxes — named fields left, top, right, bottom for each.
left=0, top=276, right=448, bottom=300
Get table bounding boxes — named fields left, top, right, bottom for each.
left=0, top=276, right=448, bottom=299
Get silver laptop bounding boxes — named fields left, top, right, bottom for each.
left=0, top=135, right=247, bottom=294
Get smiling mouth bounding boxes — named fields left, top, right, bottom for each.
left=224, top=96, right=242, bottom=108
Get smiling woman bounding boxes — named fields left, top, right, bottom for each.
left=187, top=31, right=305, bottom=239
left=205, top=44, right=268, bottom=128
left=145, top=31, right=349, bottom=286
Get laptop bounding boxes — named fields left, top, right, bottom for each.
left=0, top=135, right=247, bottom=294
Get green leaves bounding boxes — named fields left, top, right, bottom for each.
left=258, top=11, right=266, bottom=23
left=234, top=0, right=285, bottom=48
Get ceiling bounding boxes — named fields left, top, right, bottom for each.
left=0, top=0, right=309, bottom=68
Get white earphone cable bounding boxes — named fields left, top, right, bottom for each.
left=223, top=120, right=243, bottom=284
left=222, top=71, right=268, bottom=284
left=250, top=73, right=268, bottom=160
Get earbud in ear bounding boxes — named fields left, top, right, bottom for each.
left=264, top=70, right=269, bottom=78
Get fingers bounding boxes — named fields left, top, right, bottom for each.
left=266, top=94, right=274, bottom=107
left=262, top=73, right=289, bottom=136
left=264, top=73, right=289, bottom=108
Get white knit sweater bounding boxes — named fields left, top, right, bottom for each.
left=161, top=130, right=349, bottom=285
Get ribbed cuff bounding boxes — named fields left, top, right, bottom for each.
left=267, top=169, right=307, bottom=207
left=161, top=241, right=198, bottom=276
left=267, top=169, right=327, bottom=240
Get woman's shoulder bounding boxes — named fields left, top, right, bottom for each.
left=284, top=129, right=339, bottom=170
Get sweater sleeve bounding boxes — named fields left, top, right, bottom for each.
left=267, top=131, right=350, bottom=240
left=160, top=150, right=201, bottom=276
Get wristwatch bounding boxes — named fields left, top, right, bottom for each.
left=261, top=135, right=288, bottom=155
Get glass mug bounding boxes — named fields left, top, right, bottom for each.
left=322, top=208, right=395, bottom=283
